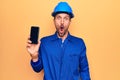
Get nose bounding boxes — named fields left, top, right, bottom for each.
left=61, top=18, right=64, bottom=24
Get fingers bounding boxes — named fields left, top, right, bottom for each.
left=27, top=40, right=32, bottom=44
left=26, top=37, right=41, bottom=48
left=26, top=38, right=32, bottom=48
left=26, top=43, right=31, bottom=49
left=26, top=37, right=41, bottom=56
left=38, top=40, right=41, bottom=45
left=36, top=40, right=41, bottom=49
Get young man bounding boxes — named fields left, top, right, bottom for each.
left=27, top=2, right=91, bottom=80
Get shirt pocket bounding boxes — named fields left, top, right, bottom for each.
left=68, top=54, right=80, bottom=78
left=69, top=54, right=79, bottom=69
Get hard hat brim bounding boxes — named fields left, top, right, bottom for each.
left=52, top=11, right=74, bottom=18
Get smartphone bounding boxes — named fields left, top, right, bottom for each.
left=30, top=26, right=39, bottom=44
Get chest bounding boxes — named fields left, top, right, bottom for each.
left=43, top=40, right=82, bottom=61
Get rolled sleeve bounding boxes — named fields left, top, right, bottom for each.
left=31, top=58, right=43, bottom=72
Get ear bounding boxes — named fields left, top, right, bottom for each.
left=69, top=19, right=71, bottom=25
left=69, top=18, right=71, bottom=23
left=53, top=18, right=55, bottom=24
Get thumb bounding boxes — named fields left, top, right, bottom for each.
left=37, top=40, right=41, bottom=47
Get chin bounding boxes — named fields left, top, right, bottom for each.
left=57, top=30, right=66, bottom=37
left=59, top=33, right=66, bottom=37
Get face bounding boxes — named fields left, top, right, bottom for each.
left=54, top=13, right=71, bottom=37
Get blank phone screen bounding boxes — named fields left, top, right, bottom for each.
left=30, top=26, right=39, bottom=44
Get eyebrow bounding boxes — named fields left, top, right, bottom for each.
left=57, top=15, right=70, bottom=18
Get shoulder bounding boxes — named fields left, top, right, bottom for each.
left=40, top=34, right=54, bottom=42
left=70, top=35, right=85, bottom=43
left=69, top=35, right=86, bottom=48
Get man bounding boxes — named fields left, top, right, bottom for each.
left=27, top=1, right=91, bottom=80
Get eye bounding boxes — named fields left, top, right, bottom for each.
left=64, top=17, right=69, bottom=21
left=56, top=16, right=61, bottom=20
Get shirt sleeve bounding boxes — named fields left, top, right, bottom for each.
left=79, top=40, right=91, bottom=80
left=30, top=57, right=43, bottom=72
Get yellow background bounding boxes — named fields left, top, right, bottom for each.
left=0, top=0, right=120, bottom=80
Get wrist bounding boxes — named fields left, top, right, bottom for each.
left=32, top=57, right=39, bottom=62
left=30, top=52, right=39, bottom=62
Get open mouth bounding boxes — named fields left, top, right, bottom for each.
left=57, top=26, right=66, bottom=37
left=60, top=26, right=64, bottom=31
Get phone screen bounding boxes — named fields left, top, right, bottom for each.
left=30, top=26, right=39, bottom=44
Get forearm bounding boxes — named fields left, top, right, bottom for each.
left=79, top=55, right=91, bottom=80
left=79, top=40, right=91, bottom=80
left=80, top=66, right=91, bottom=80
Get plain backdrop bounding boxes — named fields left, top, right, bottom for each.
left=0, top=0, right=120, bottom=80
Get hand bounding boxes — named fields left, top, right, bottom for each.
left=26, top=37, right=41, bottom=62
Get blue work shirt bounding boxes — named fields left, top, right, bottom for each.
left=31, top=32, right=91, bottom=80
